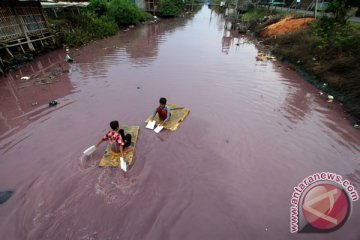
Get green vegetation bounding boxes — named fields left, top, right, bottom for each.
left=158, top=0, right=201, bottom=17
left=256, top=4, right=360, bottom=117
left=325, top=0, right=360, bottom=24
left=62, top=13, right=119, bottom=46
left=107, top=0, right=151, bottom=26
left=159, top=0, right=184, bottom=17
left=241, top=8, right=268, bottom=22
left=49, top=0, right=153, bottom=47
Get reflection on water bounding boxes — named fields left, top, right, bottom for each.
left=0, top=51, right=74, bottom=137
left=0, top=6, right=359, bottom=240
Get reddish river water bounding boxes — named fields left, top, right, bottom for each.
left=0, top=6, right=359, bottom=240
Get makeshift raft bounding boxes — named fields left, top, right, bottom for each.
left=98, top=125, right=140, bottom=168
left=145, top=103, right=190, bottom=131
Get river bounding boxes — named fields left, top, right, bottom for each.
left=0, top=5, right=359, bottom=240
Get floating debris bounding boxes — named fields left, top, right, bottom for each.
left=354, top=124, right=360, bottom=129
left=322, top=83, right=328, bottom=87
left=49, top=100, right=58, bottom=107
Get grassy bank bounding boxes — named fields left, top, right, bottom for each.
left=0, top=0, right=201, bottom=75
left=238, top=8, right=360, bottom=119
left=49, top=0, right=154, bottom=47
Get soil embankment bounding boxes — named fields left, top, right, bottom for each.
left=260, top=17, right=315, bottom=37
left=245, top=13, right=360, bottom=122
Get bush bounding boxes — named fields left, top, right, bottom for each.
left=159, top=0, right=184, bottom=17
left=107, top=0, right=147, bottom=27
left=88, top=0, right=109, bottom=15
left=312, top=18, right=360, bottom=55
left=64, top=13, right=119, bottom=46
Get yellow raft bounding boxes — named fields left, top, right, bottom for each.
left=98, top=125, right=140, bottom=168
left=145, top=103, right=190, bottom=131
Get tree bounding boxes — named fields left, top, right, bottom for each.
left=325, top=0, right=360, bottom=24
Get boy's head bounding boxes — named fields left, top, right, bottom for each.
left=159, top=97, right=167, bottom=107
left=110, top=120, right=119, bottom=131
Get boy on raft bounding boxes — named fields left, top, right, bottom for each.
left=150, top=97, right=171, bottom=126
left=95, top=120, right=132, bottom=156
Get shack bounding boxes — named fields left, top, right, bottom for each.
left=0, top=0, right=54, bottom=60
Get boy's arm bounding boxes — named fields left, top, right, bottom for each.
left=150, top=109, right=157, bottom=120
left=95, top=139, right=104, bottom=148
left=164, top=106, right=171, bottom=122
left=160, top=106, right=171, bottom=125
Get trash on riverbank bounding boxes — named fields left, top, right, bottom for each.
left=327, top=95, right=334, bottom=102
left=65, top=54, right=74, bottom=62
left=49, top=100, right=58, bottom=107
left=21, top=76, right=31, bottom=80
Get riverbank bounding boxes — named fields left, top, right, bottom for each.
left=0, top=0, right=201, bottom=75
left=236, top=8, right=360, bottom=123
left=1, top=7, right=359, bottom=239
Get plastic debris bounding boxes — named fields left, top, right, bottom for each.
left=319, top=91, right=324, bottom=95
left=322, top=83, right=328, bottom=87
left=327, top=95, right=334, bottom=102
left=31, top=102, right=38, bottom=106
left=21, top=76, right=30, bottom=80
left=49, top=100, right=58, bottom=107
left=65, top=54, right=73, bottom=62
left=354, top=124, right=360, bottom=129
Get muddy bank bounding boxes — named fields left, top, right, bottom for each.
left=235, top=10, right=360, bottom=122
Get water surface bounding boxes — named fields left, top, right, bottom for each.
left=0, top=6, right=359, bottom=240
